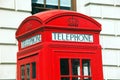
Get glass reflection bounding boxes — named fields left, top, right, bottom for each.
left=21, top=65, right=25, bottom=80
left=71, top=59, right=80, bottom=75
left=60, top=0, right=71, bottom=7
left=82, top=60, right=91, bottom=76
left=83, top=78, right=91, bottom=80
left=46, top=0, right=58, bottom=8
left=26, top=64, right=30, bottom=80
left=32, top=0, right=44, bottom=4
left=72, top=77, right=81, bottom=80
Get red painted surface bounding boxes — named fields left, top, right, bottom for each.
left=16, top=10, right=103, bottom=80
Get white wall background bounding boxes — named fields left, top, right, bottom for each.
left=77, top=0, right=120, bottom=80
left=0, top=0, right=120, bottom=80
left=0, top=0, right=31, bottom=80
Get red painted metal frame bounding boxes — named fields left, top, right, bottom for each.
left=16, top=10, right=103, bottom=80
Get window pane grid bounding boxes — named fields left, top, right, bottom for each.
left=20, top=62, right=36, bottom=80
left=32, top=0, right=76, bottom=14
left=60, top=58, right=91, bottom=80
left=61, top=75, right=70, bottom=77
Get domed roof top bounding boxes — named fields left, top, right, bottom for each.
left=16, top=10, right=101, bottom=37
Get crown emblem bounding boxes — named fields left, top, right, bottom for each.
left=26, top=22, right=32, bottom=31
left=68, top=16, right=79, bottom=27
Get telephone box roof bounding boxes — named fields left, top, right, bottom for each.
left=16, top=10, right=101, bottom=37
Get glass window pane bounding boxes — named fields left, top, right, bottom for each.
left=32, top=0, right=44, bottom=8
left=83, top=78, right=91, bottom=80
left=32, top=0, right=44, bottom=4
left=71, top=59, right=80, bottom=75
left=60, top=59, right=69, bottom=75
left=60, top=0, right=71, bottom=10
left=26, top=64, right=30, bottom=80
left=82, top=60, right=91, bottom=76
left=61, top=77, right=70, bottom=80
left=72, top=77, right=81, bottom=80
left=21, top=65, right=25, bottom=80
left=46, top=0, right=58, bottom=5
left=46, top=0, right=58, bottom=9
left=32, top=62, right=36, bottom=78
left=60, top=0, right=71, bottom=7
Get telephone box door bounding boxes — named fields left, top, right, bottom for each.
left=54, top=52, right=93, bottom=80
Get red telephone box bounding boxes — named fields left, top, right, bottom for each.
left=16, top=10, right=103, bottom=80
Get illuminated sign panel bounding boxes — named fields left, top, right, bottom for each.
left=52, top=33, right=93, bottom=42
left=21, top=35, right=41, bottom=48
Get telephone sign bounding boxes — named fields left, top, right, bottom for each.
left=52, top=33, right=93, bottom=42
left=16, top=10, right=103, bottom=80
left=21, top=34, right=41, bottom=48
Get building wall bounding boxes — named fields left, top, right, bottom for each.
left=0, top=0, right=120, bottom=80
left=0, top=0, right=31, bottom=80
left=77, top=0, right=120, bottom=80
